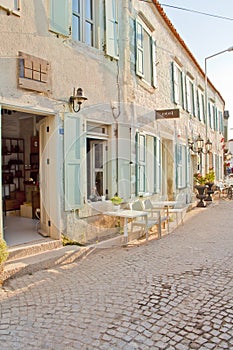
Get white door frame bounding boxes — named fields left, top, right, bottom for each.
left=0, top=102, right=59, bottom=240
left=88, top=139, right=106, bottom=197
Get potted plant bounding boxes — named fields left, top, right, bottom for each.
left=193, top=173, right=207, bottom=207
left=111, top=195, right=123, bottom=210
left=0, top=238, right=9, bottom=286
left=193, top=172, right=206, bottom=186
left=205, top=168, right=215, bottom=201
left=205, top=168, right=215, bottom=183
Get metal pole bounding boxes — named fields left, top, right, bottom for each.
left=204, top=46, right=233, bottom=174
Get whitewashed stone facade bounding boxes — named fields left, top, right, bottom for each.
left=0, top=0, right=225, bottom=244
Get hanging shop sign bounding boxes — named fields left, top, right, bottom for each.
left=155, top=109, right=180, bottom=119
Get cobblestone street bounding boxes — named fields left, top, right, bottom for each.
left=0, top=199, right=233, bottom=350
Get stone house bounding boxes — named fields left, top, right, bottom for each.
left=0, top=0, right=225, bottom=245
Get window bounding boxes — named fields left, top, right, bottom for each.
left=0, top=0, right=20, bottom=14
left=18, top=52, right=51, bottom=93
left=135, top=19, right=157, bottom=87
left=49, top=0, right=96, bottom=47
left=72, top=0, right=94, bottom=46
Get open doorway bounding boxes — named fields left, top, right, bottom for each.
left=1, top=109, right=45, bottom=246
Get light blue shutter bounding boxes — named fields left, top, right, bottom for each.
left=0, top=105, right=2, bottom=237
left=135, top=132, right=139, bottom=195
left=172, top=62, right=179, bottom=104
left=50, top=0, right=70, bottom=36
left=187, top=145, right=190, bottom=186
left=105, top=0, right=119, bottom=59
left=151, top=39, right=157, bottom=87
left=154, top=137, right=161, bottom=193
left=64, top=113, right=85, bottom=210
left=135, top=20, right=144, bottom=77
left=181, top=72, right=186, bottom=110
left=118, top=123, right=131, bottom=200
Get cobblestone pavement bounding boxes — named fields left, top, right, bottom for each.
left=1, top=199, right=233, bottom=350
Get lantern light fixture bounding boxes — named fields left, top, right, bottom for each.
left=188, top=134, right=212, bottom=154
left=69, top=87, right=88, bottom=113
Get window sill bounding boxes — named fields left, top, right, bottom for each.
left=138, top=78, right=156, bottom=94
left=0, top=6, right=20, bottom=16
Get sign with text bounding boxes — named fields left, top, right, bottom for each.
left=155, top=109, right=180, bottom=119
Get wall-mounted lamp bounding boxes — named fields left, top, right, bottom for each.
left=188, top=134, right=212, bottom=154
left=69, top=88, right=88, bottom=113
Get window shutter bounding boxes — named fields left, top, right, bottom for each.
left=135, top=20, right=144, bottom=77
left=151, top=39, right=157, bottom=88
left=135, top=132, right=139, bottom=195
left=0, top=106, right=2, bottom=236
left=186, top=77, right=191, bottom=113
left=197, top=89, right=200, bottom=120
left=154, top=137, right=161, bottom=193
left=172, top=62, right=179, bottom=104
left=181, top=72, right=186, bottom=110
left=0, top=0, right=20, bottom=11
left=64, top=113, right=85, bottom=210
left=49, top=0, right=70, bottom=36
left=118, top=123, right=131, bottom=200
left=192, top=84, right=196, bottom=117
left=105, top=0, right=119, bottom=59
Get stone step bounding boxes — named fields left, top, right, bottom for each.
left=3, top=245, right=94, bottom=283
left=7, top=239, right=63, bottom=261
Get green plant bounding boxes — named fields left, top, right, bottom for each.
left=0, top=238, right=9, bottom=265
left=62, top=235, right=85, bottom=246
left=205, top=169, right=215, bottom=183
left=110, top=196, right=123, bottom=205
left=193, top=173, right=206, bottom=185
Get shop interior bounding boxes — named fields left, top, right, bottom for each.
left=2, top=109, right=45, bottom=246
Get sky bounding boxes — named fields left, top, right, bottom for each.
left=158, top=0, right=233, bottom=139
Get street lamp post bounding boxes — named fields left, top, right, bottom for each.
left=204, top=46, right=233, bottom=173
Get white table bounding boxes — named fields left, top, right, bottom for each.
left=151, top=201, right=177, bottom=208
left=103, top=209, right=148, bottom=242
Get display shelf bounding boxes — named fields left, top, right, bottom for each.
left=2, top=138, right=25, bottom=211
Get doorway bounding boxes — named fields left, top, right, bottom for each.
left=1, top=108, right=45, bottom=246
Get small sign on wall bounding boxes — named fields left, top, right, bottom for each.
left=155, top=109, right=180, bottom=119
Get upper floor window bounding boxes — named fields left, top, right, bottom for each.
left=49, top=0, right=96, bottom=47
left=72, top=0, right=94, bottom=46
left=0, top=0, right=20, bottom=15
left=135, top=19, right=157, bottom=87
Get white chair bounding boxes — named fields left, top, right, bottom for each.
left=129, top=200, right=162, bottom=238
left=168, top=193, right=188, bottom=226
left=143, top=199, right=170, bottom=236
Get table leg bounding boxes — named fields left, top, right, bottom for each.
left=123, top=217, right=128, bottom=243
left=145, top=215, right=148, bottom=242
